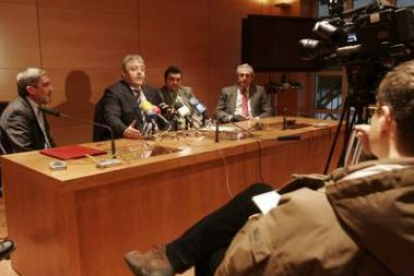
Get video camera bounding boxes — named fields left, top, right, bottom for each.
left=299, top=0, right=414, bottom=66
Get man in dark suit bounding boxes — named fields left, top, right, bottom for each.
left=214, top=63, right=272, bottom=123
left=93, top=54, right=159, bottom=141
left=157, top=66, right=206, bottom=130
left=0, top=68, right=56, bottom=154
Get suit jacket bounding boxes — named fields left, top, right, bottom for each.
left=215, top=159, right=414, bottom=276
left=157, top=85, right=194, bottom=111
left=0, top=96, right=55, bottom=154
left=214, top=84, right=272, bottom=122
left=93, top=80, right=158, bottom=141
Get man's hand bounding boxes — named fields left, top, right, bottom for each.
left=354, top=124, right=372, bottom=156
left=123, top=120, right=142, bottom=139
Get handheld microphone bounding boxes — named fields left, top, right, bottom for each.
left=175, top=102, right=191, bottom=117
left=140, top=101, right=171, bottom=132
left=188, top=96, right=213, bottom=128
left=188, top=97, right=207, bottom=115
left=39, top=106, right=117, bottom=157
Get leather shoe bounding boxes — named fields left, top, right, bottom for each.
left=125, top=245, right=174, bottom=276
left=0, top=239, right=15, bottom=261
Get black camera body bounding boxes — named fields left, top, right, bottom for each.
left=300, top=0, right=414, bottom=98
left=300, top=1, right=414, bottom=65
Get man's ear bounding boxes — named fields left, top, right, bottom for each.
left=379, top=105, right=393, bottom=131
left=25, top=86, right=35, bottom=96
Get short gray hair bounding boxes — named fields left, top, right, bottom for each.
left=121, top=54, right=145, bottom=71
left=236, top=63, right=254, bottom=75
left=16, top=68, right=47, bottom=97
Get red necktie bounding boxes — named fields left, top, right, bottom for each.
left=241, top=89, right=248, bottom=117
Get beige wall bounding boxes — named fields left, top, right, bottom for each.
left=0, top=0, right=313, bottom=145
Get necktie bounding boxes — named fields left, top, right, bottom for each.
left=241, top=89, right=249, bottom=117
left=132, top=88, right=142, bottom=106
left=37, top=109, right=51, bottom=148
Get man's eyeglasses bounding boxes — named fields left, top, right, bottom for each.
left=367, top=105, right=381, bottom=117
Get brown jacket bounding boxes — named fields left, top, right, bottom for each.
left=215, top=159, right=414, bottom=276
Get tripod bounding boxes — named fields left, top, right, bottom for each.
left=323, top=93, right=375, bottom=174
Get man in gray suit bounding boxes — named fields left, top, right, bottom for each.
left=214, top=64, right=272, bottom=123
left=0, top=68, right=56, bottom=154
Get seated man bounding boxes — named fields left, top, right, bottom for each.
left=157, top=66, right=208, bottom=130
left=93, top=54, right=159, bottom=141
left=0, top=239, right=14, bottom=261
left=124, top=60, right=414, bottom=276
left=0, top=68, right=56, bottom=154
left=214, top=63, right=272, bottom=123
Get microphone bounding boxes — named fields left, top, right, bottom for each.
left=188, top=97, right=207, bottom=116
left=140, top=101, right=171, bottom=132
left=282, top=107, right=300, bottom=130
left=176, top=102, right=191, bottom=117
left=188, top=97, right=213, bottom=127
left=175, top=102, right=195, bottom=130
left=39, top=106, right=117, bottom=158
left=140, top=100, right=159, bottom=134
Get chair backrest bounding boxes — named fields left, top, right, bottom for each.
left=0, top=101, right=9, bottom=191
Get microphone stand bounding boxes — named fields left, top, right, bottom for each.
left=39, top=107, right=117, bottom=158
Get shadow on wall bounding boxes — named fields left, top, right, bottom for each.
left=48, top=71, right=95, bottom=146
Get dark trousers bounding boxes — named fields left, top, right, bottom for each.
left=165, top=183, right=273, bottom=276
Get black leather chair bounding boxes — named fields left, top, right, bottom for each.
left=0, top=239, right=15, bottom=261
left=0, top=101, right=8, bottom=197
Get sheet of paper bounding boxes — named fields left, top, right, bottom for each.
left=251, top=190, right=281, bottom=214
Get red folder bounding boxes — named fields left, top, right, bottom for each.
left=40, top=145, right=106, bottom=160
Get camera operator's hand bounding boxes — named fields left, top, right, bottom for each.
left=354, top=124, right=373, bottom=156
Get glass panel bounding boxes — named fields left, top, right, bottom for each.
left=353, top=0, right=374, bottom=9
left=313, top=74, right=343, bottom=120
left=318, top=0, right=329, bottom=17
left=396, top=0, right=414, bottom=7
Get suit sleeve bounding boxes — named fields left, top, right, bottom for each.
left=214, top=89, right=232, bottom=122
left=1, top=109, right=38, bottom=153
left=257, top=87, right=272, bottom=118
left=100, top=89, right=129, bottom=138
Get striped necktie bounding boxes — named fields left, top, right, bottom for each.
left=37, top=109, right=52, bottom=149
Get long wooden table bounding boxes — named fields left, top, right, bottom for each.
left=1, top=117, right=341, bottom=276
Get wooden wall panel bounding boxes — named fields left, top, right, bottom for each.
left=0, top=0, right=35, bottom=4
left=0, top=69, right=21, bottom=101
left=209, top=0, right=263, bottom=69
left=0, top=2, right=40, bottom=101
left=38, top=7, right=139, bottom=69
left=139, top=0, right=210, bottom=87
left=37, top=0, right=137, bottom=14
left=46, top=68, right=121, bottom=145
left=0, top=3, right=40, bottom=67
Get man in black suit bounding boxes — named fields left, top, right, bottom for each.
left=93, top=54, right=159, bottom=141
left=0, top=68, right=56, bottom=154
left=214, top=64, right=272, bottom=123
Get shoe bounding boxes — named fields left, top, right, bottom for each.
left=125, top=245, right=174, bottom=276
left=0, top=239, right=15, bottom=261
